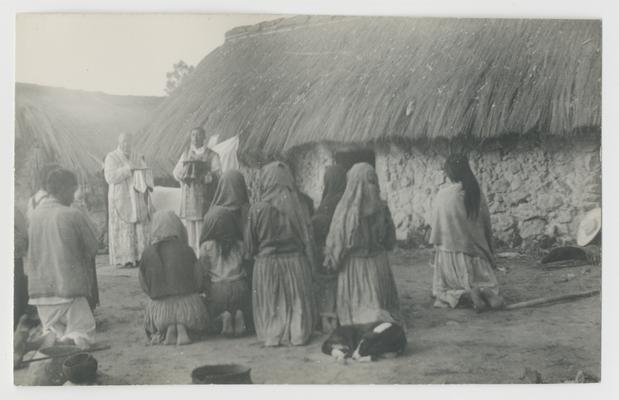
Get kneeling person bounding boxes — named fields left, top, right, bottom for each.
left=139, top=211, right=208, bottom=345
left=199, top=206, right=250, bottom=337
left=27, top=169, right=99, bottom=349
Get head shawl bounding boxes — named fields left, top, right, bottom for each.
left=259, top=161, right=317, bottom=271
left=210, top=170, right=249, bottom=210
left=150, top=210, right=188, bottom=245
left=200, top=205, right=243, bottom=245
left=324, top=163, right=383, bottom=268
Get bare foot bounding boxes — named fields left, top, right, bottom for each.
left=470, top=288, right=488, bottom=313
left=233, top=310, right=247, bottom=337
left=433, top=299, right=450, bottom=308
left=480, top=288, right=505, bottom=309
left=74, top=337, right=92, bottom=350
left=221, top=311, right=234, bottom=337
left=331, top=349, right=346, bottom=361
left=164, top=325, right=177, bottom=345
left=176, top=324, right=191, bottom=345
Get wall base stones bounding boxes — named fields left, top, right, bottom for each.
left=288, top=134, right=601, bottom=250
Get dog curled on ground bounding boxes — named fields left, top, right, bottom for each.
left=321, top=321, right=407, bottom=362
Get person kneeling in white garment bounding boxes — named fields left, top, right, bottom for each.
left=27, top=168, right=99, bottom=349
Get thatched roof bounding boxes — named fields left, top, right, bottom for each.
left=15, top=83, right=162, bottom=182
left=141, top=16, right=601, bottom=171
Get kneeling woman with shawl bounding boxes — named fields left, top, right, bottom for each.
left=199, top=170, right=251, bottom=337
left=246, top=162, right=317, bottom=347
left=430, top=154, right=504, bottom=311
left=324, top=163, right=401, bottom=326
left=139, top=211, right=208, bottom=345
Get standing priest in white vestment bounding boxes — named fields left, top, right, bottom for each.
left=104, top=133, right=154, bottom=268
left=173, top=127, right=221, bottom=255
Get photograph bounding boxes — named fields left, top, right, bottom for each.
left=12, top=12, right=601, bottom=385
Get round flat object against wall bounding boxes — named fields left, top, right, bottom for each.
left=577, top=207, right=601, bottom=247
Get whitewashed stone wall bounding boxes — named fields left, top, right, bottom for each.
left=288, top=144, right=335, bottom=208
left=288, top=135, right=601, bottom=249
left=238, top=144, right=334, bottom=208
left=375, top=143, right=443, bottom=243
left=375, top=135, right=601, bottom=248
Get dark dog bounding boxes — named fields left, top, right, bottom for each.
left=321, top=321, right=407, bottom=362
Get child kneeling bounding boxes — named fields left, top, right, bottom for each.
left=199, top=206, right=251, bottom=337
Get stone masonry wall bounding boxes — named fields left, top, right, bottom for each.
left=288, top=143, right=335, bottom=208
left=375, top=135, right=601, bottom=248
left=289, top=135, right=601, bottom=249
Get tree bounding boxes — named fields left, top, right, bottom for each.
left=164, top=60, right=195, bottom=95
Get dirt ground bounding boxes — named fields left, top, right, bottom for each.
left=15, top=247, right=601, bottom=385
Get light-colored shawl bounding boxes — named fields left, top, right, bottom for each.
left=324, top=163, right=383, bottom=270
left=429, top=182, right=494, bottom=265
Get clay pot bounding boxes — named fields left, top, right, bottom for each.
left=63, top=353, right=98, bottom=384
left=27, top=345, right=80, bottom=386
left=191, top=364, right=252, bottom=384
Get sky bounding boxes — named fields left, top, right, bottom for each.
left=16, top=13, right=281, bottom=97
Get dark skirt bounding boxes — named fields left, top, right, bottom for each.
left=206, top=278, right=251, bottom=317
left=87, top=257, right=100, bottom=311
left=314, top=272, right=338, bottom=318
left=14, top=258, right=28, bottom=329
left=253, top=253, right=316, bottom=346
